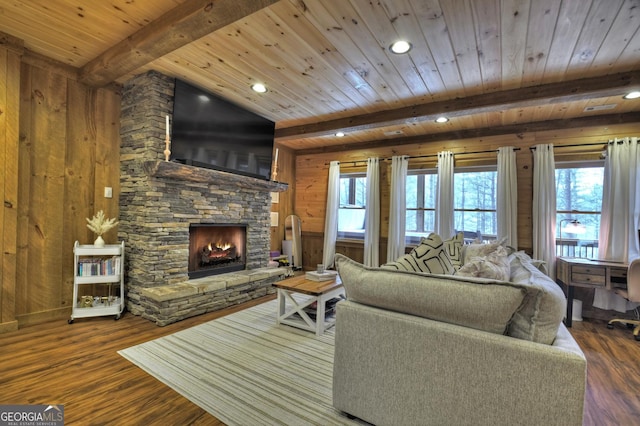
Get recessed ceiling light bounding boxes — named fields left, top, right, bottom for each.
left=435, top=116, right=449, bottom=123
left=389, top=40, right=412, bottom=54
left=251, top=83, right=267, bottom=93
left=623, top=91, right=640, bottom=99
left=335, top=131, right=345, bottom=137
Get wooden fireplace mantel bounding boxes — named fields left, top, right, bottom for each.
left=143, top=160, right=289, bottom=192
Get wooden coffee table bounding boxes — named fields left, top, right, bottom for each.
left=273, top=274, right=344, bottom=336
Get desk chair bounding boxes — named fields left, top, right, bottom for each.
left=607, top=258, right=640, bottom=341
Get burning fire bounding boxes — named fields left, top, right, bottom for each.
left=207, top=241, right=232, bottom=251
left=216, top=241, right=232, bottom=251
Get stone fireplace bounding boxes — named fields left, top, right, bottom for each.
left=189, top=224, right=247, bottom=278
left=118, top=71, right=287, bottom=325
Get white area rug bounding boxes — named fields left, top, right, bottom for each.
left=119, top=300, right=360, bottom=425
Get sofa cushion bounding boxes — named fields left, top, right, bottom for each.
left=336, top=254, right=526, bottom=335
left=455, top=245, right=511, bottom=281
left=507, top=251, right=566, bottom=344
left=382, top=233, right=454, bottom=274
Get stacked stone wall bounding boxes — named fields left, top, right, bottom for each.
left=118, top=71, right=277, bottom=323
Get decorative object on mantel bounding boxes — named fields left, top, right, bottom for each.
left=271, top=148, right=278, bottom=181
left=86, top=210, right=119, bottom=247
left=164, top=114, right=171, bottom=162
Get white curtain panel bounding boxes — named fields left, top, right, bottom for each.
left=387, top=155, right=409, bottom=263
left=497, top=147, right=518, bottom=249
left=532, top=144, right=557, bottom=280
left=322, top=161, right=340, bottom=268
left=363, top=157, right=380, bottom=267
left=435, top=151, right=455, bottom=239
left=594, top=137, right=640, bottom=311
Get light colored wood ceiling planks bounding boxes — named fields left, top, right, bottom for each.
left=1, top=0, right=639, bottom=151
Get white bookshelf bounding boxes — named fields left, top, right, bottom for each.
left=69, top=241, right=124, bottom=323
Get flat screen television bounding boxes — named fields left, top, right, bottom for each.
left=171, top=79, right=275, bottom=180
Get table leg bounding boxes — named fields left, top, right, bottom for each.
left=276, top=288, right=285, bottom=325
left=566, top=285, right=574, bottom=328
left=316, top=294, right=327, bottom=336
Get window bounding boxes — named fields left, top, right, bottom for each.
left=405, top=166, right=497, bottom=244
left=406, top=170, right=437, bottom=244
left=338, top=173, right=366, bottom=239
left=555, top=161, right=604, bottom=258
left=454, top=167, right=497, bottom=242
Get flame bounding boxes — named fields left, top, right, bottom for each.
left=216, top=241, right=232, bottom=251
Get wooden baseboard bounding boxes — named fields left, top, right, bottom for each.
left=16, top=307, right=72, bottom=328
left=0, top=320, right=19, bottom=334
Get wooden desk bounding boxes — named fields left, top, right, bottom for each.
left=556, top=257, right=628, bottom=327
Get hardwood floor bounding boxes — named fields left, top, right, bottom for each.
left=569, top=317, right=640, bottom=426
left=1, top=298, right=638, bottom=425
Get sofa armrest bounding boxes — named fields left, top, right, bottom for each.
left=333, top=300, right=586, bottom=426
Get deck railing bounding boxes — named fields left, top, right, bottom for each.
left=555, top=239, right=598, bottom=259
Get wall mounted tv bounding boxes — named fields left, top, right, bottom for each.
left=171, top=79, right=275, bottom=180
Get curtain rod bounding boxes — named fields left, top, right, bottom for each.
left=326, top=147, right=521, bottom=166
left=529, top=140, right=617, bottom=151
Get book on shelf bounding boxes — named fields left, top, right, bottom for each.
left=78, top=256, right=121, bottom=276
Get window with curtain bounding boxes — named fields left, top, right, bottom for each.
left=338, top=173, right=366, bottom=239
left=454, top=166, right=497, bottom=241
left=555, top=161, right=604, bottom=258
left=405, top=166, right=498, bottom=244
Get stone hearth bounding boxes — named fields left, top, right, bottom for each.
left=118, top=71, right=287, bottom=325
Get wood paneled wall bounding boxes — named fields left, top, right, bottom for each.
left=270, top=144, right=296, bottom=253
left=0, top=44, right=21, bottom=333
left=295, top=124, right=640, bottom=270
left=0, top=44, right=121, bottom=331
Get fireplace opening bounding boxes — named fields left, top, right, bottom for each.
left=189, top=224, right=247, bottom=278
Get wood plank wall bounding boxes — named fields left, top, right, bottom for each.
left=294, top=124, right=640, bottom=270
left=0, top=44, right=121, bottom=331
left=0, top=43, right=22, bottom=333
left=270, top=144, right=296, bottom=253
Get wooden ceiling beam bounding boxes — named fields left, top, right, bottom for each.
left=294, top=111, right=640, bottom=155
left=276, top=71, right=640, bottom=141
left=79, top=0, right=279, bottom=87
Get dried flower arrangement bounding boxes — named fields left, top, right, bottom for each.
left=86, top=210, right=119, bottom=247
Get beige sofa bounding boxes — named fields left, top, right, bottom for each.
left=332, top=251, right=587, bottom=426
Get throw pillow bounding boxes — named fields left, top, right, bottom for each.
left=443, top=232, right=464, bottom=270
left=336, top=254, right=527, bottom=336
left=507, top=251, right=567, bottom=344
left=382, top=233, right=454, bottom=275
left=462, top=237, right=507, bottom=265
left=455, top=245, right=510, bottom=281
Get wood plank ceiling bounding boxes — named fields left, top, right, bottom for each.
left=1, top=0, right=639, bottom=152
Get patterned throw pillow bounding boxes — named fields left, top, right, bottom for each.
left=382, top=233, right=454, bottom=275
left=443, top=232, right=464, bottom=270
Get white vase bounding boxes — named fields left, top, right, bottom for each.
left=94, top=235, right=105, bottom=247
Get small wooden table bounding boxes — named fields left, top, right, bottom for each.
left=273, top=274, right=344, bottom=336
